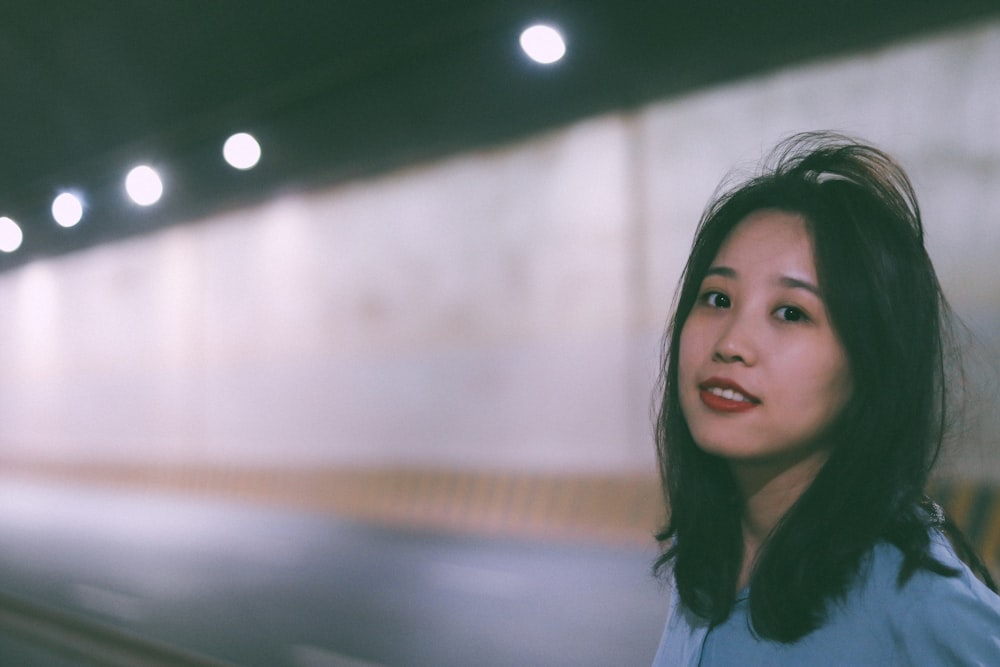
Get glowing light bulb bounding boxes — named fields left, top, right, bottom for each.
left=519, top=24, right=566, bottom=64
left=223, top=132, right=261, bottom=170
left=52, top=192, right=84, bottom=228
left=0, top=216, right=23, bottom=252
left=125, top=165, right=163, bottom=206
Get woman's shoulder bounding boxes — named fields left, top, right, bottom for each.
left=865, top=531, right=997, bottom=604
left=652, top=535, right=1000, bottom=666
left=860, top=531, right=1000, bottom=661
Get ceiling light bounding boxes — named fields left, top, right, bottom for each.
left=0, top=216, right=23, bottom=252
left=52, top=192, right=84, bottom=228
left=519, top=24, right=566, bottom=64
left=125, top=165, right=163, bottom=206
left=223, top=132, right=261, bottom=170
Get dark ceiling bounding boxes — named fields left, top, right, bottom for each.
left=1, top=0, right=998, bottom=271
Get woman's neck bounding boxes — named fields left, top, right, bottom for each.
left=731, top=449, right=830, bottom=589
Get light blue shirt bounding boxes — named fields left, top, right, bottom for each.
left=653, top=532, right=1000, bottom=666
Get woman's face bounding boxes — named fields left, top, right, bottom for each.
left=678, top=210, right=852, bottom=469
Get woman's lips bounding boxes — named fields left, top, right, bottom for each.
left=698, top=378, right=760, bottom=413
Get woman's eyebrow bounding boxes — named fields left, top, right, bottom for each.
left=778, top=275, right=822, bottom=297
left=704, top=266, right=735, bottom=279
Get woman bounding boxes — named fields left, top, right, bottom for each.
left=651, top=132, right=1000, bottom=665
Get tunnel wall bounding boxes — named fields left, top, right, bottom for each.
left=1, top=18, right=999, bottom=495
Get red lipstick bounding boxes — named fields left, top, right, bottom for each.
left=698, top=377, right=760, bottom=413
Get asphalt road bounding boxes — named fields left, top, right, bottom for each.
left=0, top=476, right=666, bottom=666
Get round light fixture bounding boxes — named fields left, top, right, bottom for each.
left=125, top=165, right=164, bottom=206
left=223, top=132, right=261, bottom=170
left=0, top=216, right=23, bottom=252
left=519, top=24, right=566, bottom=64
left=52, top=192, right=84, bottom=228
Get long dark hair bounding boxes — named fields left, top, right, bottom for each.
left=653, top=131, right=991, bottom=642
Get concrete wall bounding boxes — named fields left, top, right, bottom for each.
left=1, top=18, right=999, bottom=480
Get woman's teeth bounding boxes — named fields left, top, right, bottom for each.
left=708, top=387, right=749, bottom=402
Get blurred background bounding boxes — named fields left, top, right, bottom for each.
left=1, top=1, right=1000, bottom=665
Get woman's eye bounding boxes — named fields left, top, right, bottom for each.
left=775, top=305, right=806, bottom=322
left=703, top=291, right=730, bottom=308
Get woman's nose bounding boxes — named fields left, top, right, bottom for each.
left=711, top=314, right=757, bottom=365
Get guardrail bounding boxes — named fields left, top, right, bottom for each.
left=0, top=463, right=666, bottom=546
left=0, top=462, right=995, bottom=567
